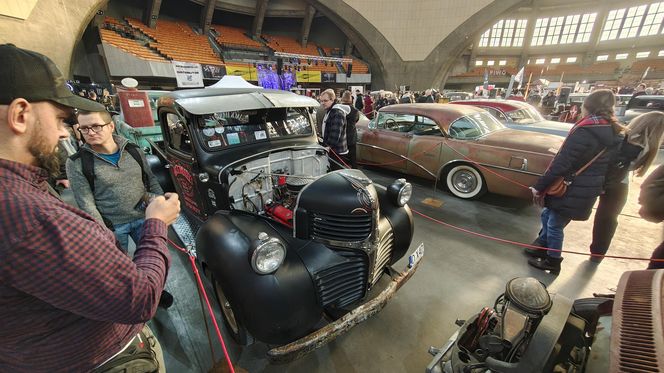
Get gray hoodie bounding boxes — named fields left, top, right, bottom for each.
left=65, top=135, right=163, bottom=226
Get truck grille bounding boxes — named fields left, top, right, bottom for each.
left=370, top=229, right=394, bottom=286
left=610, top=270, right=664, bottom=373
left=310, top=212, right=372, bottom=242
left=313, top=249, right=368, bottom=308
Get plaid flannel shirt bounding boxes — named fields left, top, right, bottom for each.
left=0, top=159, right=170, bottom=372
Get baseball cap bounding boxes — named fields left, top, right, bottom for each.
left=0, top=44, right=105, bottom=112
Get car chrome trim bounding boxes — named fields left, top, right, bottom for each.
left=356, top=142, right=436, bottom=178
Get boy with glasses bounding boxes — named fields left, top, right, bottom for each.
left=66, top=110, right=173, bottom=307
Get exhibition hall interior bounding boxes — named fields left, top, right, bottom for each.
left=1, top=0, right=664, bottom=372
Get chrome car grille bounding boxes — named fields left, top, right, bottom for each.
left=370, top=229, right=394, bottom=286
left=313, top=249, right=368, bottom=308
left=310, top=212, right=372, bottom=242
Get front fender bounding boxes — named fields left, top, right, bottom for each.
left=196, top=211, right=323, bottom=345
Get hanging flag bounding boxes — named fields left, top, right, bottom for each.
left=514, top=66, right=525, bottom=83
left=641, top=66, right=651, bottom=82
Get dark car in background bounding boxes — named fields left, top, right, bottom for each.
left=454, top=99, right=572, bottom=137
left=146, top=86, right=420, bottom=362
left=619, top=95, right=664, bottom=124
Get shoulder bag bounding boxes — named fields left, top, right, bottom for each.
left=545, top=148, right=606, bottom=197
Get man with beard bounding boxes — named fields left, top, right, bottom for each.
left=0, top=44, right=180, bottom=372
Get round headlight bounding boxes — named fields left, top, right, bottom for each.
left=398, top=181, right=412, bottom=206
left=251, top=234, right=286, bottom=275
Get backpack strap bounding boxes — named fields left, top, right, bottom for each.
left=124, top=143, right=150, bottom=193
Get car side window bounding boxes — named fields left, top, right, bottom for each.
left=166, top=113, right=192, bottom=154
left=481, top=107, right=508, bottom=122
left=377, top=113, right=416, bottom=133
left=448, top=117, right=481, bottom=139
left=412, top=116, right=442, bottom=136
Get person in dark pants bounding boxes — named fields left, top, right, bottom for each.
left=526, top=89, right=622, bottom=274
left=340, top=90, right=359, bottom=168
left=320, top=89, right=350, bottom=170
left=590, top=112, right=664, bottom=262
left=637, top=164, right=664, bottom=269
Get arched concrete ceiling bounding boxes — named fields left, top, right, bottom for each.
left=0, top=0, right=107, bottom=76
left=342, top=0, right=493, bottom=62
left=307, top=0, right=528, bottom=89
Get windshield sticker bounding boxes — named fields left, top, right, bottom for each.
left=208, top=139, right=222, bottom=147
left=202, top=128, right=215, bottom=137
left=254, top=130, right=267, bottom=140
left=215, top=126, right=224, bottom=134
left=226, top=132, right=240, bottom=145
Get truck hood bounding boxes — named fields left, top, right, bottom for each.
left=478, top=128, right=563, bottom=155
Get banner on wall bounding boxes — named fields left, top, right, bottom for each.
left=225, top=65, right=258, bottom=81
left=202, top=64, right=226, bottom=80
left=172, top=61, right=204, bottom=88
left=321, top=72, right=336, bottom=83
left=296, top=71, right=321, bottom=83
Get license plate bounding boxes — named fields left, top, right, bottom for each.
left=408, top=243, right=424, bottom=268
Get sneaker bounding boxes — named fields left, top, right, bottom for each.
left=158, top=290, right=174, bottom=309
left=528, top=256, right=563, bottom=275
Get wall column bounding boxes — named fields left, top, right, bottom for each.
left=300, top=4, right=315, bottom=47
left=200, top=0, right=215, bottom=35
left=144, top=0, right=162, bottom=28
left=252, top=0, right=269, bottom=37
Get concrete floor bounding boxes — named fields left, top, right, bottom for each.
left=149, top=151, right=663, bottom=373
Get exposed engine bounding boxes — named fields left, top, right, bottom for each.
left=433, top=277, right=593, bottom=373
left=224, top=148, right=327, bottom=228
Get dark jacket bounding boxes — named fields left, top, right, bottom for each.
left=603, top=135, right=643, bottom=188
left=354, top=94, right=364, bottom=111
left=345, top=105, right=360, bottom=146
left=534, top=115, right=618, bottom=220
left=322, top=104, right=351, bottom=155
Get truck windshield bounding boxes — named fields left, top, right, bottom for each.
left=198, top=107, right=313, bottom=150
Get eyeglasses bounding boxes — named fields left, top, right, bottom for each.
left=79, top=122, right=111, bottom=134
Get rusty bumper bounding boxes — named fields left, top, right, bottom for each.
left=267, top=252, right=422, bottom=363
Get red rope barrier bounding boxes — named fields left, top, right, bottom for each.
left=412, top=209, right=663, bottom=262
left=168, top=239, right=236, bottom=373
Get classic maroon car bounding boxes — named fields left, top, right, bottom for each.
left=357, top=104, right=564, bottom=199
left=454, top=99, right=572, bottom=137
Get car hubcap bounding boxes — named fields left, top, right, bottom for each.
left=215, top=282, right=239, bottom=334
left=452, top=170, right=477, bottom=193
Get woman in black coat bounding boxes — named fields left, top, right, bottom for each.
left=526, top=89, right=622, bottom=274
left=589, top=112, right=664, bottom=262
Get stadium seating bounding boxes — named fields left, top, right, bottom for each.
left=99, top=28, right=165, bottom=62
left=126, top=17, right=222, bottom=65
left=212, top=25, right=265, bottom=51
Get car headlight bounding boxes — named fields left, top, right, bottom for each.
left=251, top=232, right=286, bottom=275
left=387, top=178, right=412, bottom=206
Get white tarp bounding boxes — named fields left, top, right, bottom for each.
left=206, top=75, right=261, bottom=89
left=172, top=61, right=204, bottom=88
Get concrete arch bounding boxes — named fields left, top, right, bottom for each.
left=306, top=0, right=527, bottom=90
left=0, top=0, right=108, bottom=77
